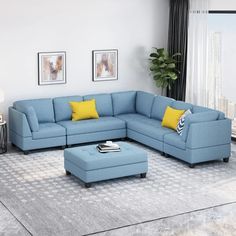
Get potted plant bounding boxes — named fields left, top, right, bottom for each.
left=149, top=48, right=181, bottom=95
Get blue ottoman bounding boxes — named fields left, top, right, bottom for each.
left=64, top=142, right=148, bottom=187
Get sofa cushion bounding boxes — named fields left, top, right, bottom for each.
left=136, top=91, right=155, bottom=117
left=15, top=105, right=39, bottom=132
left=171, top=101, right=193, bottom=111
left=53, top=96, right=83, bottom=122
left=162, top=106, right=185, bottom=130
left=83, top=93, right=113, bottom=116
left=112, top=91, right=136, bottom=115
left=192, top=105, right=225, bottom=120
left=70, top=100, right=99, bottom=121
left=14, top=98, right=55, bottom=123
left=117, top=113, right=174, bottom=141
left=181, top=111, right=219, bottom=141
left=164, top=133, right=186, bottom=150
left=151, top=96, right=174, bottom=121
left=32, top=123, right=66, bottom=139
left=58, top=117, right=126, bottom=135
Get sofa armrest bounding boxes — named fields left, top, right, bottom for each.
left=9, top=107, right=32, bottom=138
left=186, top=119, right=231, bottom=149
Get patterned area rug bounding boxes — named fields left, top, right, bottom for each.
left=0, top=141, right=236, bottom=235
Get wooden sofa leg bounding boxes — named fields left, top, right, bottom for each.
left=65, top=170, right=71, bottom=175
left=23, top=150, right=30, bottom=155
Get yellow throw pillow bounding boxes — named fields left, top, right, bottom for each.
left=70, top=99, right=99, bottom=121
left=162, top=106, right=185, bottom=130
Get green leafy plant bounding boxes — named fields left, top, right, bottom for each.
left=149, top=48, right=181, bottom=95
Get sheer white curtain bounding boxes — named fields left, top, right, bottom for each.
left=185, top=0, right=209, bottom=106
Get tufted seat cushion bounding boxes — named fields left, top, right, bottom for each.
left=64, top=142, right=147, bottom=171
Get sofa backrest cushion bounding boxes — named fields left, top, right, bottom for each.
left=181, top=111, right=219, bottom=141
left=15, top=105, right=39, bottom=132
left=151, top=96, right=175, bottom=121
left=171, top=101, right=193, bottom=111
left=192, top=105, right=225, bottom=120
left=14, top=98, right=55, bottom=123
left=112, top=91, right=137, bottom=115
left=53, top=96, right=83, bottom=122
left=136, top=91, right=155, bottom=117
left=83, top=93, right=113, bottom=116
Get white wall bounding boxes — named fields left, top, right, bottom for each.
left=0, top=0, right=169, bottom=118
left=209, top=0, right=236, bottom=10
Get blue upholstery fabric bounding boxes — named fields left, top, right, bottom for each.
left=53, top=96, right=83, bottom=122
left=151, top=96, right=174, bottom=121
left=15, top=106, right=39, bottom=132
left=64, top=142, right=147, bottom=171
left=65, top=160, right=147, bottom=183
left=32, top=123, right=66, bottom=140
left=136, top=91, right=155, bottom=117
left=117, top=113, right=174, bottom=141
left=9, top=107, right=32, bottom=137
left=171, top=101, right=193, bottom=111
left=164, top=143, right=230, bottom=164
left=83, top=93, right=113, bottom=116
left=112, top=91, right=136, bottom=115
left=186, top=119, right=231, bottom=149
left=164, top=133, right=186, bottom=150
left=67, top=129, right=126, bottom=145
left=14, top=99, right=55, bottom=123
left=192, top=105, right=225, bottom=120
left=181, top=111, right=219, bottom=141
left=127, top=129, right=164, bottom=151
left=58, top=117, right=125, bottom=135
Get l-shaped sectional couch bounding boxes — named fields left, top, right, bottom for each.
left=9, top=91, right=231, bottom=167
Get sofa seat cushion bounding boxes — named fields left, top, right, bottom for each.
left=164, top=133, right=186, bottom=150
left=117, top=114, right=174, bottom=141
left=32, top=123, right=66, bottom=140
left=58, top=117, right=126, bottom=135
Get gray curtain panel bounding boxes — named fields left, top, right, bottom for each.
left=167, top=0, right=189, bottom=101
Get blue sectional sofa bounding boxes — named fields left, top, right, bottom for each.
left=9, top=91, right=231, bottom=167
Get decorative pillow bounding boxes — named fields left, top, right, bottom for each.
left=176, top=109, right=192, bottom=135
left=161, top=106, right=185, bottom=130
left=70, top=99, right=99, bottom=121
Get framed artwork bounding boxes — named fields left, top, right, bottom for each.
left=38, top=51, right=66, bottom=85
left=92, top=49, right=118, bottom=81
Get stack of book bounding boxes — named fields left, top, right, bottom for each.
left=96, top=141, right=121, bottom=153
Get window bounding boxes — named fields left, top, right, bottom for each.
left=208, top=11, right=236, bottom=137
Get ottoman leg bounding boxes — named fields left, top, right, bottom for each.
left=140, top=173, right=146, bottom=178
left=65, top=170, right=71, bottom=175
left=85, top=183, right=92, bottom=188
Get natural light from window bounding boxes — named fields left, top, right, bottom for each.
left=208, top=13, right=236, bottom=137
